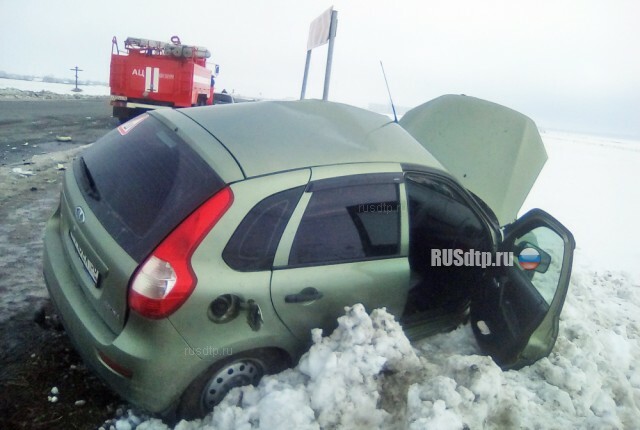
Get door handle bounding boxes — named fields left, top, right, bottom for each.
left=284, top=287, right=323, bottom=304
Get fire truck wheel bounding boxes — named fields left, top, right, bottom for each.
left=196, top=95, right=208, bottom=106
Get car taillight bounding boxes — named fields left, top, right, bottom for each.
left=129, top=187, right=233, bottom=319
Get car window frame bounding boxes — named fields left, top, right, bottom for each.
left=274, top=173, right=406, bottom=269
left=222, top=186, right=305, bottom=272
left=401, top=165, right=500, bottom=250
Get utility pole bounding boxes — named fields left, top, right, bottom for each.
left=70, top=66, right=83, bottom=92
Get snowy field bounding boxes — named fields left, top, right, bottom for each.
left=3, top=80, right=638, bottom=429
left=0, top=77, right=110, bottom=97
left=108, top=131, right=639, bottom=430
left=521, top=131, right=640, bottom=274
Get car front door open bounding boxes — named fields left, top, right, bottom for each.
left=471, top=209, right=575, bottom=369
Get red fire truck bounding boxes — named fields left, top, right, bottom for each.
left=110, top=36, right=215, bottom=123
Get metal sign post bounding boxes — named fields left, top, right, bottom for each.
left=300, top=51, right=312, bottom=100
left=300, top=8, right=338, bottom=101
left=322, top=10, right=338, bottom=101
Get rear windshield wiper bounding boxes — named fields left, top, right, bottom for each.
left=79, top=156, right=101, bottom=201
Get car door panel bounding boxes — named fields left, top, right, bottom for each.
left=271, top=258, right=410, bottom=340
left=503, top=267, right=549, bottom=336
left=270, top=171, right=410, bottom=342
left=471, top=209, right=575, bottom=369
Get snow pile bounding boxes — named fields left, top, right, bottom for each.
left=195, top=304, right=418, bottom=429
left=113, top=305, right=419, bottom=430
left=406, top=259, right=640, bottom=429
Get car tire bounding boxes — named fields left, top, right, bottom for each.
left=196, top=95, right=208, bottom=106
left=177, top=349, right=289, bottom=419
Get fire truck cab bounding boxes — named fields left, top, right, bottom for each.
left=110, top=36, right=215, bottom=123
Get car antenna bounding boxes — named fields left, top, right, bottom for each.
left=380, top=61, right=398, bottom=123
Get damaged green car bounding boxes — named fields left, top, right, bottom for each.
left=43, top=94, right=574, bottom=418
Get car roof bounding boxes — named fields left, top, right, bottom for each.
left=177, top=99, right=443, bottom=178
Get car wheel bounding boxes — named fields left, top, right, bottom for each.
left=177, top=350, right=289, bottom=419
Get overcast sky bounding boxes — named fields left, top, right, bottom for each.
left=1, top=0, right=638, bottom=138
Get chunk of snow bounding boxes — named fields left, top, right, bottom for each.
left=12, top=167, right=35, bottom=176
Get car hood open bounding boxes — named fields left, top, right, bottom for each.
left=399, top=94, right=547, bottom=225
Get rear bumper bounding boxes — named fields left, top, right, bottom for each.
left=43, top=206, right=204, bottom=413
left=121, top=101, right=173, bottom=110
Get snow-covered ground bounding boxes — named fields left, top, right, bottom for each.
left=108, top=133, right=639, bottom=429
left=0, top=77, right=110, bottom=97
left=522, top=131, right=640, bottom=274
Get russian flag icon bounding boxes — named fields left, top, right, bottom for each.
left=518, top=247, right=541, bottom=270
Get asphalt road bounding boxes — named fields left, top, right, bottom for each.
left=0, top=97, right=125, bottom=429
left=0, top=98, right=116, bottom=166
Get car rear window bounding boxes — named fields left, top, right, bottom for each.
left=75, top=114, right=225, bottom=262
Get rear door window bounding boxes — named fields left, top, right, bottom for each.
left=289, top=182, right=400, bottom=266
left=75, top=114, right=224, bottom=261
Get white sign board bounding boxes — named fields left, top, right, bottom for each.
left=307, top=7, right=333, bottom=51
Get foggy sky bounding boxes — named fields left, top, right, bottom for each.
left=1, top=0, right=638, bottom=138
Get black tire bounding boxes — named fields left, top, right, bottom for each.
left=196, top=95, right=208, bottom=106
left=114, top=107, right=147, bottom=124
left=177, top=349, right=290, bottom=419
left=113, top=106, right=131, bottom=124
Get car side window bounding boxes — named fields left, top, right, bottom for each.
left=289, top=183, right=400, bottom=266
left=223, top=186, right=304, bottom=271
